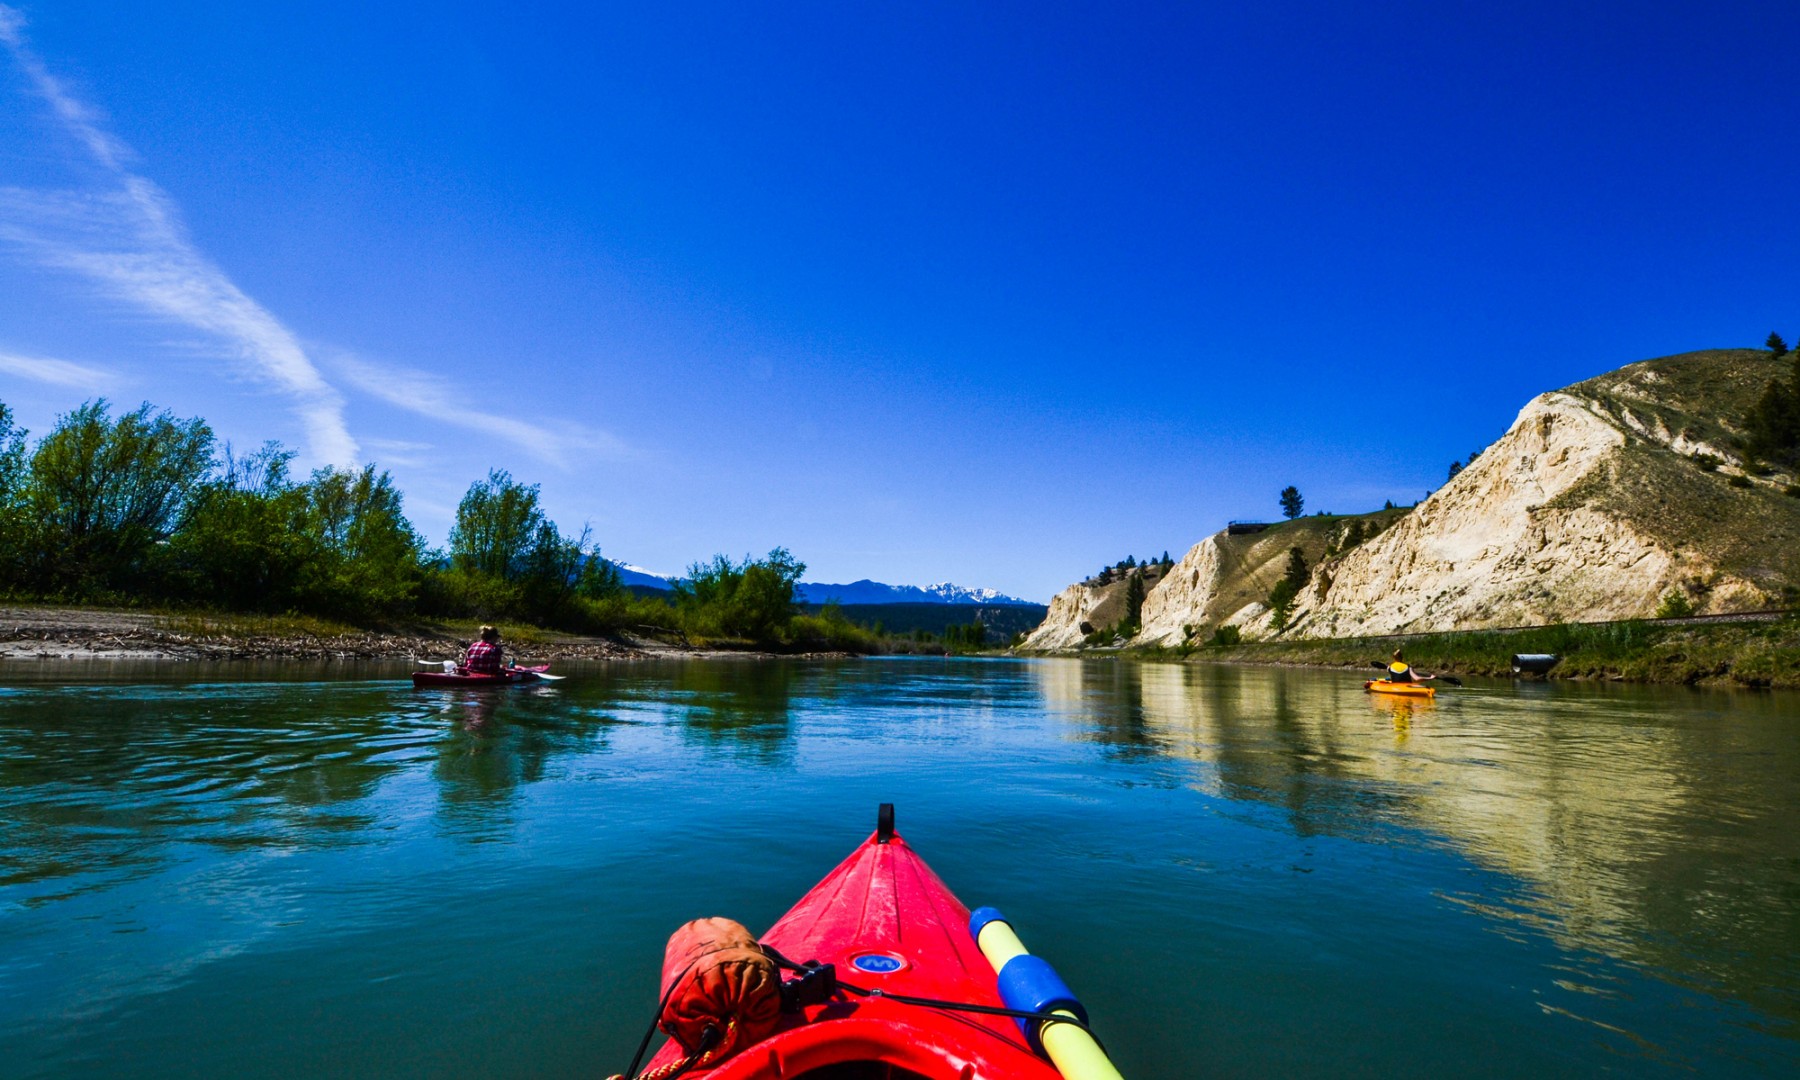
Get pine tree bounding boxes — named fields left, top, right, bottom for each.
left=1768, top=332, right=1789, bottom=356
left=1267, top=578, right=1297, bottom=633
left=1279, top=486, right=1304, bottom=519
left=1284, top=547, right=1309, bottom=590
left=1448, top=460, right=1463, bottom=480
left=1122, top=568, right=1147, bottom=632
left=1745, top=352, right=1800, bottom=462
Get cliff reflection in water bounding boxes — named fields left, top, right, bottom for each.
left=1032, top=658, right=1800, bottom=1029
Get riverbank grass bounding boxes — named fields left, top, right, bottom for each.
left=1171, top=617, right=1800, bottom=688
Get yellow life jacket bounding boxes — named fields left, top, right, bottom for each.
left=1388, top=661, right=1413, bottom=680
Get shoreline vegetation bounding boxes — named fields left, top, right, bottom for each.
left=0, top=397, right=919, bottom=658
left=5, top=397, right=1795, bottom=684
left=1024, top=615, right=1800, bottom=690
left=8, top=600, right=1797, bottom=691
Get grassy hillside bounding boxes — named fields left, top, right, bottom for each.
left=1174, top=615, right=1800, bottom=689
left=1559, top=349, right=1800, bottom=607
left=1568, top=348, right=1789, bottom=465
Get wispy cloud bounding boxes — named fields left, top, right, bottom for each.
left=334, top=352, right=628, bottom=469
left=360, top=436, right=436, bottom=469
left=0, top=349, right=113, bottom=390
left=0, top=5, right=357, bottom=464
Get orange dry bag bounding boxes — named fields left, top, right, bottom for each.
left=657, top=917, right=782, bottom=1063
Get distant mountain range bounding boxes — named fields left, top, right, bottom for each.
left=608, top=563, right=1037, bottom=606
left=795, top=580, right=1038, bottom=606
left=613, top=563, right=679, bottom=591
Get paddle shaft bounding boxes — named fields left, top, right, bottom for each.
left=1368, top=660, right=1461, bottom=686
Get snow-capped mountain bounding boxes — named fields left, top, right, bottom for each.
left=612, top=562, right=677, bottom=591
left=605, top=562, right=1037, bottom=606
left=795, top=580, right=1039, bottom=606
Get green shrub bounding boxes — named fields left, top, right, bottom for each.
left=785, top=607, right=882, bottom=653
left=1209, top=624, right=1242, bottom=647
left=1694, top=454, right=1720, bottom=472
left=1728, top=474, right=1753, bottom=488
left=674, top=548, right=806, bottom=644
left=1654, top=589, right=1697, bottom=619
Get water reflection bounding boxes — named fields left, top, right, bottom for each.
left=0, top=681, right=424, bottom=899
left=1033, top=658, right=1800, bottom=1034
left=669, top=661, right=795, bottom=762
left=1, top=657, right=1796, bottom=1076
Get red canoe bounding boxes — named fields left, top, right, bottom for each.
left=410, top=664, right=550, bottom=688
left=635, top=807, right=1118, bottom=1080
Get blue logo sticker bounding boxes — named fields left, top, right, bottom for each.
left=852, top=953, right=905, bottom=973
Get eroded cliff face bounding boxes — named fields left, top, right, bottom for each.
left=1020, top=582, right=1108, bottom=650
left=1291, top=392, right=1775, bottom=636
left=1023, top=351, right=1799, bottom=652
left=1019, top=567, right=1165, bottom=650
left=1134, top=537, right=1223, bottom=646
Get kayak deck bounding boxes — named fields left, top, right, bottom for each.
left=411, top=664, right=550, bottom=687
left=1365, top=679, right=1435, bottom=697
left=642, top=827, right=1062, bottom=1080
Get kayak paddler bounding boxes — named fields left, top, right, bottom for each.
left=1386, top=649, right=1427, bottom=683
left=464, top=625, right=505, bottom=674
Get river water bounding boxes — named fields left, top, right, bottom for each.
left=0, top=657, right=1795, bottom=1078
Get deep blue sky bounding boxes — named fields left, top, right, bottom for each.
left=1, top=2, right=1796, bottom=600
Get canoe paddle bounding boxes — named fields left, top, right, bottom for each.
left=1368, top=660, right=1462, bottom=686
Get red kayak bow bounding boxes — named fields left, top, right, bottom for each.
left=631, top=806, right=1119, bottom=1080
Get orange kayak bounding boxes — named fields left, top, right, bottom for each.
left=1365, top=679, right=1435, bottom=698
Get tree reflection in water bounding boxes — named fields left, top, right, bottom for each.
left=669, top=661, right=795, bottom=764
left=1032, top=657, right=1800, bottom=1036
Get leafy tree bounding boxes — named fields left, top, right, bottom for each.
left=674, top=548, right=807, bottom=643
left=168, top=442, right=308, bottom=610
left=0, top=404, right=28, bottom=590
left=168, top=449, right=427, bottom=619
left=449, top=470, right=545, bottom=580
left=296, top=465, right=423, bottom=618
left=443, top=469, right=606, bottom=622
left=1279, top=485, right=1304, bottom=519
left=1768, top=332, right=1789, bottom=356
left=26, top=400, right=214, bottom=595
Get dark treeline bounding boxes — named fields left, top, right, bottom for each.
left=0, top=398, right=875, bottom=650
left=1746, top=339, right=1800, bottom=467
